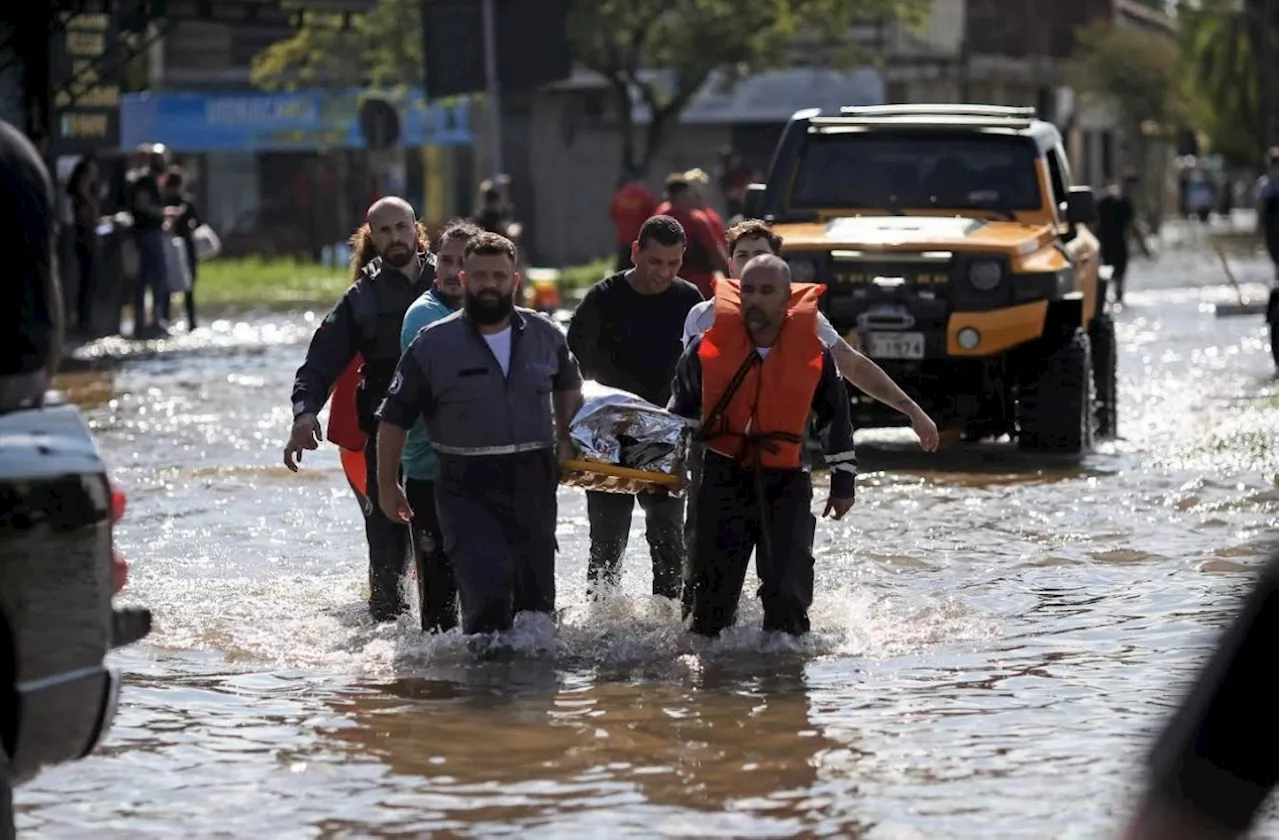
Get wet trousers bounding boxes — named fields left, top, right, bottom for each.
left=688, top=451, right=817, bottom=637
left=681, top=441, right=706, bottom=619
left=404, top=477, right=459, bottom=633
left=435, top=450, right=559, bottom=635
left=133, top=229, right=169, bottom=332
left=358, top=431, right=412, bottom=622
left=586, top=489, right=683, bottom=598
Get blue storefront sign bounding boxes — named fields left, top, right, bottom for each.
left=120, top=88, right=471, bottom=151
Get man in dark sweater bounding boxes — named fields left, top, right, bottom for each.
left=566, top=215, right=705, bottom=600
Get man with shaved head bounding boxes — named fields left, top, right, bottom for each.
left=284, top=196, right=437, bottom=624
left=668, top=253, right=857, bottom=638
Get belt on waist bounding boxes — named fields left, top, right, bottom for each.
left=432, top=440, right=553, bottom=457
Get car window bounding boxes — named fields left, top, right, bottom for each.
left=789, top=132, right=1042, bottom=212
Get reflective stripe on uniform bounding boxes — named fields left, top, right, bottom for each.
left=431, top=440, right=553, bottom=457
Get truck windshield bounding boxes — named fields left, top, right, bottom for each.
left=789, top=131, right=1043, bottom=212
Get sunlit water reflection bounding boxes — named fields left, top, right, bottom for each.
left=18, top=252, right=1278, bottom=838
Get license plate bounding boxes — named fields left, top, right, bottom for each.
left=865, top=332, right=925, bottom=360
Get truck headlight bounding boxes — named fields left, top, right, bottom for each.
left=968, top=259, right=1002, bottom=291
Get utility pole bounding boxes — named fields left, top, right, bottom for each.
left=481, top=0, right=503, bottom=180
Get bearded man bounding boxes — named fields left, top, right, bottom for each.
left=283, top=197, right=436, bottom=623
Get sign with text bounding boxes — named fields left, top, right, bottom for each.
left=51, top=9, right=122, bottom=156
left=120, top=88, right=472, bottom=152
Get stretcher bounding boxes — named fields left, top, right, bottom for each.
left=558, top=458, right=683, bottom=495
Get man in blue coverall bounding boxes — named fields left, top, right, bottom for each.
left=375, top=232, right=583, bottom=637
left=396, top=219, right=481, bottom=632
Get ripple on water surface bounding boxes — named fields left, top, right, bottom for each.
left=20, top=259, right=1280, bottom=838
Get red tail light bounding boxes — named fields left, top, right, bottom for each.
left=109, top=479, right=126, bottom=524
left=109, top=478, right=128, bottom=593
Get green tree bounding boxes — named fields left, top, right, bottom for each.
left=1066, top=20, right=1189, bottom=181
left=251, top=0, right=922, bottom=175
left=1178, top=0, right=1278, bottom=168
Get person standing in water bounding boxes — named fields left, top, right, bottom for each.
left=566, top=215, right=704, bottom=601
left=375, top=232, right=583, bottom=637
left=393, top=219, right=481, bottom=632
left=284, top=197, right=436, bottom=623
left=670, top=255, right=856, bottom=638
left=1258, top=148, right=1279, bottom=366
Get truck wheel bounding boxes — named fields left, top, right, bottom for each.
left=1017, top=329, right=1095, bottom=454
left=1267, top=287, right=1277, bottom=367
left=1089, top=312, right=1118, bottom=438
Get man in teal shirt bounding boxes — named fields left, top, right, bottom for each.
left=397, top=219, right=478, bottom=632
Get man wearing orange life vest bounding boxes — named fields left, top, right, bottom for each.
left=669, top=254, right=857, bottom=637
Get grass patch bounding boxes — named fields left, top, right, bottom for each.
left=198, top=258, right=350, bottom=308
left=558, top=257, right=614, bottom=293
left=197, top=256, right=616, bottom=311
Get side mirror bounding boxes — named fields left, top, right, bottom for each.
left=741, top=183, right=767, bottom=220
left=1065, top=185, right=1098, bottom=226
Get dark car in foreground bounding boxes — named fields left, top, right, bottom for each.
left=0, top=392, right=152, bottom=835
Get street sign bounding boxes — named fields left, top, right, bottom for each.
left=51, top=10, right=122, bottom=156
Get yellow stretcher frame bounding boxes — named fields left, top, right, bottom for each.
left=559, top=458, right=684, bottom=494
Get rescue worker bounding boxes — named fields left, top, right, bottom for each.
left=677, top=219, right=937, bottom=620
left=393, top=219, right=481, bottom=632
left=683, top=220, right=939, bottom=451
left=566, top=214, right=704, bottom=600
left=669, top=255, right=857, bottom=637
left=283, top=197, right=437, bottom=623
left=374, top=232, right=584, bottom=637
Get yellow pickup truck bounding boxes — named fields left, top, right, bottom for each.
left=744, top=104, right=1116, bottom=454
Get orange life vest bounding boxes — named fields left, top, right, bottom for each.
left=327, top=355, right=367, bottom=453
left=698, top=280, right=826, bottom=469
left=326, top=355, right=369, bottom=496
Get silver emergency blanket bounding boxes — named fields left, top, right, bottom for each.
left=568, top=381, right=691, bottom=476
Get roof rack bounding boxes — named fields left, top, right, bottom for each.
left=839, top=103, right=1039, bottom=119
left=810, top=113, right=1036, bottom=131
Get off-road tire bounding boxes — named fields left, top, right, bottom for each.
left=1267, top=287, right=1277, bottom=367
left=1017, top=329, right=1095, bottom=455
left=1089, top=312, right=1118, bottom=438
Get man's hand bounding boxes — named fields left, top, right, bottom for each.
left=909, top=406, right=940, bottom=452
left=378, top=482, right=413, bottom=524
left=557, top=437, right=577, bottom=464
left=283, top=413, right=322, bottom=471
left=823, top=496, right=855, bottom=520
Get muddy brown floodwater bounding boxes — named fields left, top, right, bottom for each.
left=17, top=246, right=1279, bottom=839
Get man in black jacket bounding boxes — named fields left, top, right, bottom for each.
left=566, top=215, right=704, bottom=600
left=283, top=197, right=436, bottom=622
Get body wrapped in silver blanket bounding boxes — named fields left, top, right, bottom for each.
left=562, top=381, right=692, bottom=494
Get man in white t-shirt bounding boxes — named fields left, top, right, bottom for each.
left=683, top=219, right=939, bottom=451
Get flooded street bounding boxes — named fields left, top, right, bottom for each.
left=18, top=249, right=1279, bottom=839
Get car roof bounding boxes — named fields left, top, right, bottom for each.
left=790, top=104, right=1062, bottom=154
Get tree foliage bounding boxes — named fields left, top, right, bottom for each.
left=1067, top=20, right=1190, bottom=140
left=251, top=0, right=923, bottom=175
left=1177, top=0, right=1278, bottom=168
